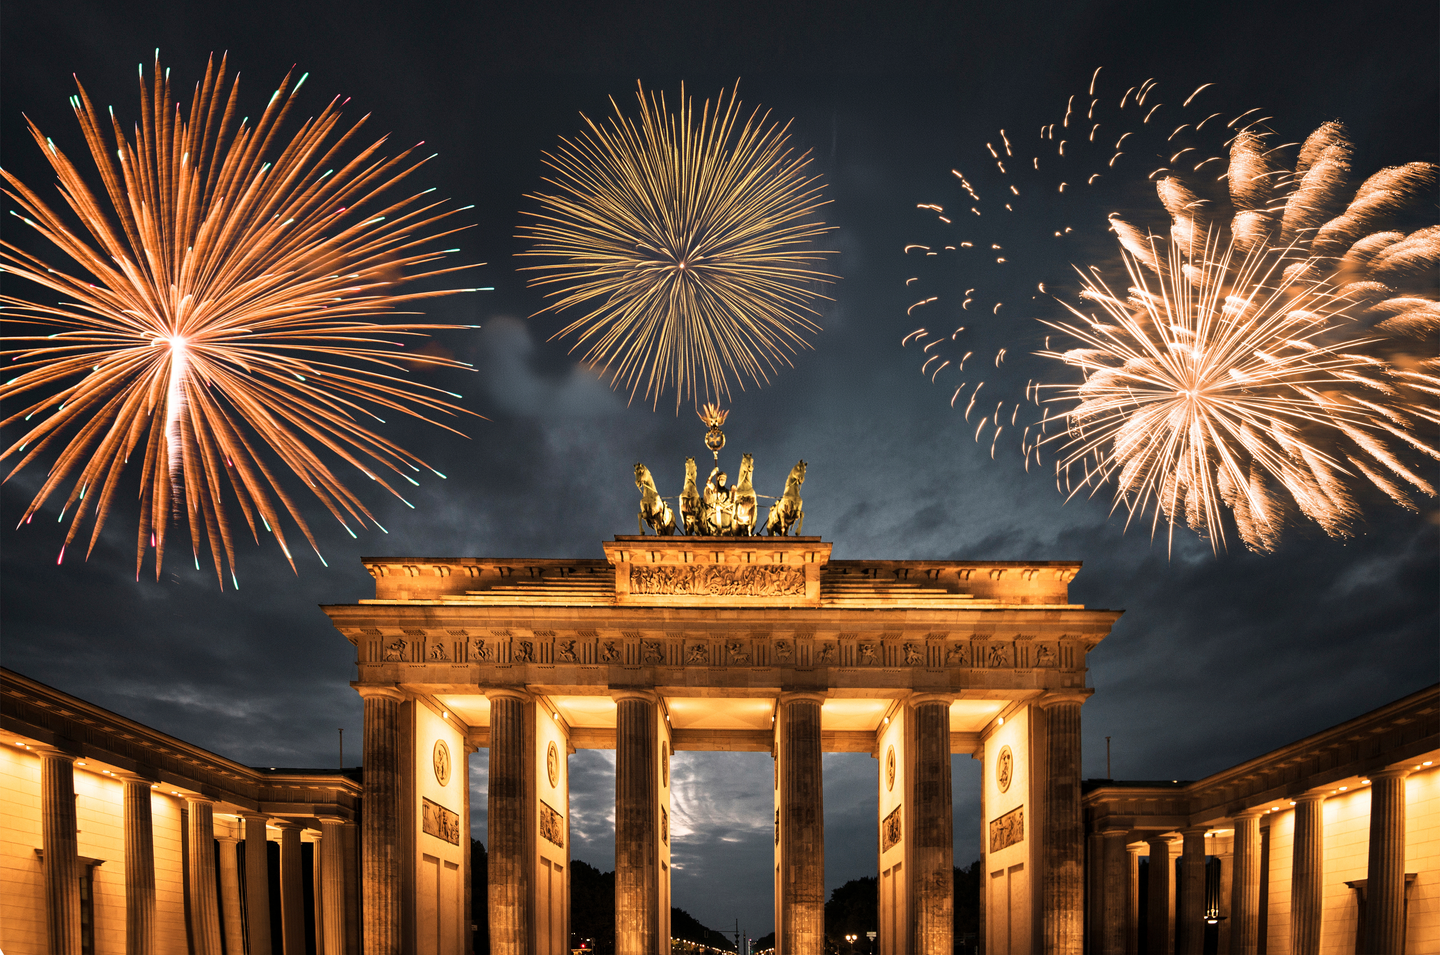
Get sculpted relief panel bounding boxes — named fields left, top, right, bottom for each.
left=630, top=564, right=805, bottom=597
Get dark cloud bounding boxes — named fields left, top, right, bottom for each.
left=3, top=0, right=1436, bottom=937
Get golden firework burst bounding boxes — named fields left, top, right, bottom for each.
left=519, top=83, right=837, bottom=410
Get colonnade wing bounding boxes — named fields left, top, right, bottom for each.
left=324, top=538, right=1118, bottom=955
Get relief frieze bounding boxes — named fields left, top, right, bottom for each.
left=422, top=797, right=461, bottom=845
left=989, top=806, right=1024, bottom=853
left=539, top=799, right=565, bottom=848
left=882, top=805, right=902, bottom=851
left=629, top=564, right=805, bottom=597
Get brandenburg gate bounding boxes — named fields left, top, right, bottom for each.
left=322, top=519, right=1119, bottom=955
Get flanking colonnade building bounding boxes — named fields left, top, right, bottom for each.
left=321, top=536, right=1119, bottom=955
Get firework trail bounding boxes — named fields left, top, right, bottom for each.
left=519, top=82, right=837, bottom=411
left=1039, top=122, right=1438, bottom=551
left=1, top=55, right=484, bottom=586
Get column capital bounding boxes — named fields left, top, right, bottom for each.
left=777, top=689, right=828, bottom=705
left=354, top=683, right=407, bottom=703
left=1373, top=764, right=1414, bottom=780
left=609, top=687, right=658, bottom=704
left=271, top=818, right=307, bottom=831
left=32, top=743, right=80, bottom=761
left=1037, top=688, right=1092, bottom=708
left=216, top=832, right=242, bottom=844
left=908, top=691, right=956, bottom=707
left=1294, top=788, right=1328, bottom=804
left=1181, top=824, right=1210, bottom=838
left=1233, top=807, right=1266, bottom=821
left=1098, top=826, right=1131, bottom=838
left=238, top=811, right=272, bottom=823
left=114, top=770, right=158, bottom=786
left=315, top=814, right=349, bottom=827
left=185, top=794, right=218, bottom=807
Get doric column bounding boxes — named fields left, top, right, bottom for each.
left=121, top=775, right=157, bottom=955
left=910, top=695, right=953, bottom=955
left=1177, top=826, right=1207, bottom=954
left=1040, top=693, right=1086, bottom=955
left=1125, top=843, right=1142, bottom=955
left=777, top=691, right=826, bottom=955
left=277, top=821, right=307, bottom=955
left=311, top=830, right=325, bottom=955
left=1146, top=837, right=1173, bottom=955
left=1099, top=829, right=1129, bottom=954
left=242, top=813, right=275, bottom=955
left=1228, top=811, right=1262, bottom=955
left=358, top=684, right=406, bottom=955
left=38, top=746, right=82, bottom=955
left=615, top=689, right=660, bottom=955
left=1214, top=838, right=1232, bottom=955
left=187, top=797, right=224, bottom=955
left=1289, top=792, right=1325, bottom=955
left=320, top=817, right=350, bottom=955
left=486, top=688, right=530, bottom=955
left=1362, top=768, right=1409, bottom=955
left=217, top=832, right=247, bottom=955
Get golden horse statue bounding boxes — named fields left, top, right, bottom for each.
left=765, top=460, right=806, bottom=536
left=733, top=453, right=758, bottom=535
left=635, top=463, right=676, bottom=535
left=679, top=457, right=704, bottom=535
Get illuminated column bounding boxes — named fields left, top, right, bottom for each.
left=1362, top=768, right=1410, bottom=955
left=777, top=690, right=825, bottom=955
left=277, top=821, right=307, bottom=955
left=1125, top=844, right=1143, bottom=955
left=217, top=831, right=247, bottom=955
left=121, top=776, right=157, bottom=955
left=487, top=688, right=530, bottom=955
left=1228, top=811, right=1262, bottom=955
left=615, top=689, right=660, bottom=955
left=38, top=746, right=82, bottom=955
left=358, top=684, right=406, bottom=955
left=911, top=695, right=953, bottom=955
left=1289, top=792, right=1324, bottom=955
left=242, top=813, right=275, bottom=955
left=1177, top=826, right=1207, bottom=954
left=1213, top=836, right=1232, bottom=955
left=311, top=830, right=325, bottom=955
left=187, top=797, right=224, bottom=955
left=320, top=817, right=351, bottom=955
left=1099, top=829, right=1128, bottom=954
left=1041, top=693, right=1085, bottom=955
left=1146, top=837, right=1173, bottom=955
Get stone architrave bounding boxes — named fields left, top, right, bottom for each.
left=241, top=813, right=275, bottom=955
left=357, top=684, right=406, bottom=955
left=1290, top=792, right=1325, bottom=955
left=186, top=797, right=224, bottom=955
left=1228, top=811, right=1262, bottom=955
left=121, top=775, right=158, bottom=955
left=1362, top=768, right=1410, bottom=955
left=38, top=746, right=82, bottom=955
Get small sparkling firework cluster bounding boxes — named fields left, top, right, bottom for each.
left=0, top=56, right=483, bottom=585
left=520, top=83, right=837, bottom=411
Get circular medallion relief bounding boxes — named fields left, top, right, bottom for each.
left=996, top=745, right=1014, bottom=794
left=661, top=741, right=670, bottom=787
left=546, top=741, right=560, bottom=788
left=433, top=739, right=451, bottom=787
left=885, top=745, right=897, bottom=792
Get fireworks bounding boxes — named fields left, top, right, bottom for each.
left=1, top=55, right=482, bottom=585
left=1040, top=122, right=1439, bottom=551
left=519, top=83, right=837, bottom=410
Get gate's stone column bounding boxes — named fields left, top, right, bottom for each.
left=777, top=690, right=825, bottom=955
left=121, top=774, right=157, bottom=955
left=1362, top=768, right=1409, bottom=955
left=358, top=684, right=406, bottom=955
left=1125, top=843, right=1143, bottom=955
left=319, top=816, right=351, bottom=955
left=1228, top=811, right=1262, bottom=955
left=216, top=830, right=247, bottom=955
left=487, top=688, right=531, bottom=955
left=242, top=813, right=275, bottom=955
left=187, top=797, right=224, bottom=955
left=1146, top=836, right=1173, bottom=955
left=911, top=694, right=953, bottom=955
left=1098, top=829, right=1129, bottom=954
left=1177, top=826, right=1208, bottom=954
left=1290, top=791, right=1325, bottom=955
left=1040, top=691, right=1086, bottom=955
left=277, top=820, right=307, bottom=955
left=615, top=689, right=661, bottom=955
left=38, top=746, right=82, bottom=955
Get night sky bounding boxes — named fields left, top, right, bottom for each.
left=3, top=0, right=1437, bottom=939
